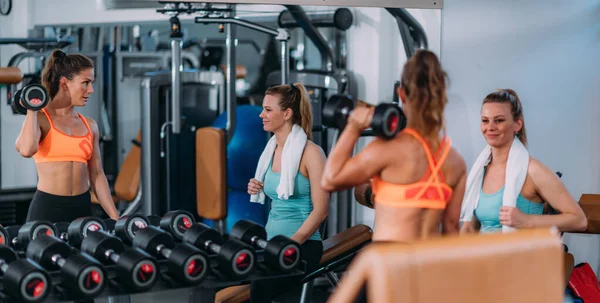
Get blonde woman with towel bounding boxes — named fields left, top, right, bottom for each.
left=460, top=89, right=587, bottom=234
left=247, top=83, right=328, bottom=302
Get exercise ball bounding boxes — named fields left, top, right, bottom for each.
left=211, top=105, right=269, bottom=190
left=203, top=189, right=270, bottom=232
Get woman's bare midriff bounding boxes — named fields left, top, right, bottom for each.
left=372, top=204, right=444, bottom=242
left=36, top=162, right=90, bottom=196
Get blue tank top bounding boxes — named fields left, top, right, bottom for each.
left=474, top=185, right=544, bottom=233
left=263, top=160, right=321, bottom=241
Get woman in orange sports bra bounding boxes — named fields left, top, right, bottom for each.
left=15, top=49, right=119, bottom=222
left=321, top=50, right=467, bottom=242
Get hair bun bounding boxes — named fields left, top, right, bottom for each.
left=53, top=49, right=67, bottom=60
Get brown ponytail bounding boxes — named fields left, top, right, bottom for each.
left=482, top=89, right=528, bottom=147
left=41, top=49, right=94, bottom=99
left=400, top=49, right=448, bottom=147
left=265, top=83, right=313, bottom=140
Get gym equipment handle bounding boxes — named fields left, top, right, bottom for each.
left=156, top=244, right=172, bottom=259
left=51, top=254, right=66, bottom=268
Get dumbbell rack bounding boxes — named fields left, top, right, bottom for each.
left=0, top=249, right=305, bottom=303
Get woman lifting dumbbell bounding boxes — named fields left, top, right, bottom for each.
left=247, top=83, right=329, bottom=302
left=321, top=49, right=467, bottom=242
left=459, top=89, right=587, bottom=234
left=15, top=49, right=119, bottom=222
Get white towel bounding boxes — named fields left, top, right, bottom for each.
left=460, top=137, right=529, bottom=232
left=250, top=124, right=308, bottom=204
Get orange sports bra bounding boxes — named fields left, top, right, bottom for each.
left=371, top=128, right=453, bottom=209
left=33, top=109, right=94, bottom=164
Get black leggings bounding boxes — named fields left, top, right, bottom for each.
left=250, top=239, right=323, bottom=303
left=26, top=189, right=92, bottom=223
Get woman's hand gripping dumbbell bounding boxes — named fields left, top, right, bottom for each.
left=229, top=220, right=301, bottom=273
left=322, top=94, right=407, bottom=139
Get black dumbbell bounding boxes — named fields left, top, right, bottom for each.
left=80, top=230, right=158, bottom=292
left=102, top=215, right=150, bottom=246
left=182, top=223, right=255, bottom=279
left=160, top=210, right=195, bottom=240
left=147, top=215, right=161, bottom=227
left=230, top=220, right=301, bottom=272
left=0, top=225, right=9, bottom=246
left=11, top=221, right=58, bottom=251
left=0, top=245, right=51, bottom=302
left=11, top=84, right=49, bottom=115
left=134, top=226, right=208, bottom=285
left=322, top=94, right=406, bottom=139
left=26, top=234, right=106, bottom=298
left=54, top=217, right=106, bottom=247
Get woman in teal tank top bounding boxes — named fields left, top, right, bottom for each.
left=247, top=83, right=329, bottom=303
left=461, top=89, right=587, bottom=234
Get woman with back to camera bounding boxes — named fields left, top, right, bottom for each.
left=15, top=49, right=119, bottom=223
left=247, top=83, right=329, bottom=302
left=459, top=89, right=587, bottom=234
left=321, top=49, right=467, bottom=242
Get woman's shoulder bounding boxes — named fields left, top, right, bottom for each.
left=526, top=156, right=556, bottom=180
left=303, top=141, right=326, bottom=160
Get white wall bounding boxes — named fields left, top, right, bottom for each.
left=441, top=0, right=600, bottom=272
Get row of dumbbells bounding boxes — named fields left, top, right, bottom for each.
left=0, top=211, right=302, bottom=302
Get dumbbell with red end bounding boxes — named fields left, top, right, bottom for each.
left=159, top=210, right=195, bottom=240
left=80, top=230, right=158, bottom=292
left=26, top=234, right=106, bottom=299
left=322, top=94, right=407, bottom=139
left=9, top=221, right=58, bottom=251
left=103, top=215, right=151, bottom=246
left=0, top=245, right=51, bottom=302
left=230, top=220, right=301, bottom=273
left=54, top=217, right=106, bottom=247
left=182, top=223, right=255, bottom=279
left=11, top=84, right=50, bottom=115
left=133, top=226, right=209, bottom=285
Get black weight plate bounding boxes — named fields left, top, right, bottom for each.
left=11, top=89, right=27, bottom=115
left=21, top=84, right=48, bottom=111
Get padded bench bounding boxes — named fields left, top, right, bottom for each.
left=214, top=224, right=373, bottom=303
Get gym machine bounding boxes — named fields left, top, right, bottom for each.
left=140, top=3, right=291, bottom=233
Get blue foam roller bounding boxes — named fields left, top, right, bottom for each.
left=211, top=105, right=269, bottom=191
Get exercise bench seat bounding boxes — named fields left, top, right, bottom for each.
left=91, top=130, right=141, bottom=204
left=576, top=194, right=600, bottom=234
left=0, top=67, right=23, bottom=84
left=328, top=227, right=565, bottom=303
left=214, top=224, right=373, bottom=303
left=195, top=127, right=227, bottom=220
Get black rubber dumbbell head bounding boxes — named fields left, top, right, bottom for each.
left=229, top=220, right=267, bottom=244
left=160, top=210, right=195, bottom=240
left=17, top=221, right=58, bottom=250
left=114, top=215, right=150, bottom=245
left=20, top=84, right=49, bottom=111
left=80, top=230, right=125, bottom=265
left=135, top=226, right=208, bottom=285
left=0, top=225, right=9, bottom=246
left=265, top=235, right=301, bottom=272
left=322, top=94, right=354, bottom=129
left=114, top=249, right=158, bottom=291
left=26, top=235, right=106, bottom=297
left=371, top=104, right=405, bottom=139
left=183, top=224, right=255, bottom=279
left=67, top=217, right=106, bottom=247
left=147, top=215, right=161, bottom=227
left=11, top=88, right=27, bottom=115
left=0, top=245, right=51, bottom=302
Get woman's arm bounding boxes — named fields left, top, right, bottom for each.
left=87, top=118, right=119, bottom=220
left=443, top=156, right=467, bottom=235
left=291, top=143, right=329, bottom=244
left=15, top=111, right=42, bottom=157
left=520, top=158, right=587, bottom=231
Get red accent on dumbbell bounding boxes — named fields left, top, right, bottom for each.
left=27, top=279, right=45, bottom=298
left=235, top=253, right=250, bottom=270
left=283, top=247, right=298, bottom=265
left=183, top=218, right=192, bottom=229
left=187, top=260, right=204, bottom=277
left=30, top=98, right=42, bottom=105
left=388, top=113, right=399, bottom=132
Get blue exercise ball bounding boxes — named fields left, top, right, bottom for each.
left=211, top=105, right=269, bottom=191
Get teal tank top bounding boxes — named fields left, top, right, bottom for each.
left=474, top=185, right=544, bottom=233
left=263, top=160, right=321, bottom=241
